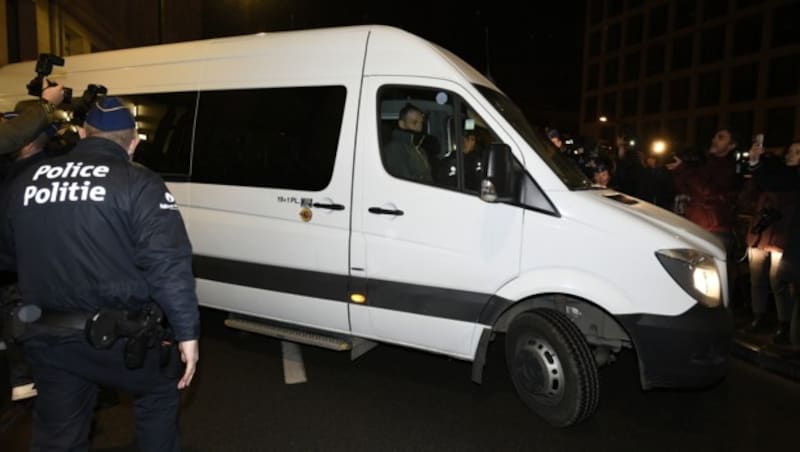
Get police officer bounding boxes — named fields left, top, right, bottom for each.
left=0, top=78, right=65, bottom=155
left=0, top=97, right=200, bottom=451
left=0, top=119, right=57, bottom=403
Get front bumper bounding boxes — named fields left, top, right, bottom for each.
left=618, top=304, right=733, bottom=390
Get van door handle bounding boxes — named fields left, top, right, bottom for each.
left=313, top=202, right=345, bottom=211
left=368, top=207, right=404, bottom=216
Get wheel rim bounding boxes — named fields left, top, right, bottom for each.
left=514, top=335, right=565, bottom=403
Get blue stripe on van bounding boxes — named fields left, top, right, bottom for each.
left=193, top=255, right=507, bottom=324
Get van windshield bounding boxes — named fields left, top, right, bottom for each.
left=475, top=86, right=592, bottom=190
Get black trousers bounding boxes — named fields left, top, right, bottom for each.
left=6, top=340, right=33, bottom=387
left=1, top=281, right=34, bottom=388
left=24, top=333, right=181, bottom=452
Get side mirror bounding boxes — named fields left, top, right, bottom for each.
left=480, top=143, right=514, bottom=203
left=480, top=179, right=497, bottom=202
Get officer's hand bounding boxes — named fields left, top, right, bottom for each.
left=749, top=141, right=764, bottom=164
left=41, top=79, right=65, bottom=106
left=177, top=339, right=199, bottom=389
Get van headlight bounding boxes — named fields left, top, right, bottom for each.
left=656, top=249, right=721, bottom=308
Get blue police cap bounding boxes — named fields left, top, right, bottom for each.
left=85, top=97, right=135, bottom=132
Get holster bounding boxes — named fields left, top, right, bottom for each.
left=160, top=340, right=184, bottom=379
left=84, top=302, right=177, bottom=372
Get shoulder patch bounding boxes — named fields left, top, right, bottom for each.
left=159, top=191, right=179, bottom=210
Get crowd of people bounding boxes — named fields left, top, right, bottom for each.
left=546, top=126, right=800, bottom=348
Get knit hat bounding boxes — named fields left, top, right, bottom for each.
left=4, top=111, right=58, bottom=137
left=546, top=128, right=560, bottom=139
left=85, top=97, right=135, bottom=131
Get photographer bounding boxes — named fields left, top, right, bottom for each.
left=743, top=139, right=800, bottom=345
left=0, top=113, right=62, bottom=402
left=667, top=127, right=742, bottom=304
left=0, top=97, right=200, bottom=451
left=666, top=128, right=741, bottom=232
left=0, top=78, right=64, bottom=155
left=637, top=150, right=675, bottom=210
left=613, top=132, right=642, bottom=197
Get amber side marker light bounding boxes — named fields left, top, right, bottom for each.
left=350, top=293, right=366, bottom=304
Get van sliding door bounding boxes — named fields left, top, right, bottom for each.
left=185, top=85, right=356, bottom=332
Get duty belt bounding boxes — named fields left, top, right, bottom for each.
left=3, top=304, right=93, bottom=341
left=35, top=309, right=94, bottom=330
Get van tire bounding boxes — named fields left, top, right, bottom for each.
left=505, top=309, right=599, bottom=427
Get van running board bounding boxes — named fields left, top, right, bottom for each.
left=224, top=317, right=378, bottom=360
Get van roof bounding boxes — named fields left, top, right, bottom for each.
left=0, top=25, right=500, bottom=106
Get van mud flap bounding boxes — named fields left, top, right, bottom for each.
left=471, top=328, right=492, bottom=384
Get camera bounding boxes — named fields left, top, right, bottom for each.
left=27, top=53, right=73, bottom=103
left=736, top=133, right=764, bottom=175
left=70, top=84, right=108, bottom=126
left=25, top=53, right=108, bottom=127
left=734, top=149, right=751, bottom=175
left=644, top=139, right=683, bottom=168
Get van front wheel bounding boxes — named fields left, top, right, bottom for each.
left=505, top=309, right=599, bottom=427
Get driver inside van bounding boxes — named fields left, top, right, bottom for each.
left=381, top=103, right=433, bottom=183
left=435, top=128, right=486, bottom=190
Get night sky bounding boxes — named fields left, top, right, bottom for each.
left=201, top=0, right=587, bottom=130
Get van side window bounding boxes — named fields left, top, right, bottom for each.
left=128, top=92, right=197, bottom=179
left=378, top=86, right=504, bottom=194
left=378, top=87, right=452, bottom=188
left=453, top=107, right=501, bottom=193
left=192, top=86, right=346, bottom=190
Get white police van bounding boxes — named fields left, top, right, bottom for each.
left=0, top=25, right=731, bottom=426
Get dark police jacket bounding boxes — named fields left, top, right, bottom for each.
left=0, top=136, right=200, bottom=341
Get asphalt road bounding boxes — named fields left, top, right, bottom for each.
left=2, top=307, right=799, bottom=451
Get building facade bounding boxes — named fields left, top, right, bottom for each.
left=581, top=0, right=799, bottom=152
left=1, top=0, right=201, bottom=65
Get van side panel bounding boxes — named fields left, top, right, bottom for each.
left=349, top=306, right=486, bottom=360
left=504, top=198, right=700, bottom=317
left=197, top=280, right=352, bottom=334
left=181, top=39, right=366, bottom=331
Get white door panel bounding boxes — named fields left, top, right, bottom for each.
left=198, top=279, right=350, bottom=333
left=362, top=180, right=522, bottom=292
left=349, top=77, right=523, bottom=356
left=349, top=305, right=480, bottom=359
left=185, top=188, right=348, bottom=272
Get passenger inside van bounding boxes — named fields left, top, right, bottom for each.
left=381, top=103, right=433, bottom=183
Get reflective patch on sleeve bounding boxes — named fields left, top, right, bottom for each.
left=159, top=191, right=179, bottom=210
